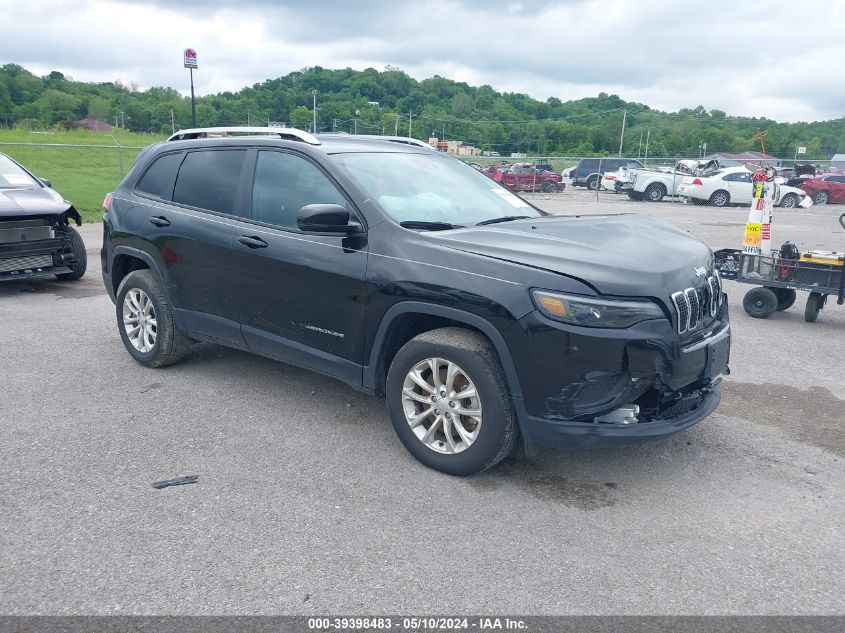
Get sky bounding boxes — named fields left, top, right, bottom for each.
left=1, top=0, right=843, bottom=123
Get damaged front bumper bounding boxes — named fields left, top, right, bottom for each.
left=0, top=218, right=78, bottom=281
left=504, top=302, right=730, bottom=449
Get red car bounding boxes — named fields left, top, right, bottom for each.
left=484, top=163, right=564, bottom=193
left=800, top=174, right=845, bottom=205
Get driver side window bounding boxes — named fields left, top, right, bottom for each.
left=251, top=151, right=346, bottom=228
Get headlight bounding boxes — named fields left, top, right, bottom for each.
left=532, top=290, right=665, bottom=328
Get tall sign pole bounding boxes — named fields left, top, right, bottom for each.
left=184, top=48, right=198, bottom=127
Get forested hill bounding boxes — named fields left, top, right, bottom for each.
left=0, top=63, right=841, bottom=158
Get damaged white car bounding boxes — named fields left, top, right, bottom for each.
left=676, top=165, right=813, bottom=208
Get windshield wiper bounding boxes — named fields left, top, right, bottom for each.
left=475, top=215, right=532, bottom=226
left=399, top=221, right=464, bottom=231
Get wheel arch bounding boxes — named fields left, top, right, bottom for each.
left=364, top=301, right=524, bottom=401
left=109, top=247, right=184, bottom=328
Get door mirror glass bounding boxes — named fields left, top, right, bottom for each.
left=297, top=204, right=356, bottom=233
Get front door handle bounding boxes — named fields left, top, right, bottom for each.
left=148, top=216, right=170, bottom=227
left=238, top=235, right=268, bottom=249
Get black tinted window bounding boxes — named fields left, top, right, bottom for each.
left=173, top=150, right=246, bottom=213
left=136, top=152, right=182, bottom=198
left=579, top=159, right=599, bottom=172
left=252, top=151, right=346, bottom=228
left=827, top=176, right=845, bottom=183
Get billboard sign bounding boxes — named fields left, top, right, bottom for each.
left=184, top=48, right=198, bottom=69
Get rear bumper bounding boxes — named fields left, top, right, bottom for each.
left=516, top=385, right=721, bottom=449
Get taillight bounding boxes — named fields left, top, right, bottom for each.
left=103, top=192, right=113, bottom=211
left=692, top=178, right=703, bottom=186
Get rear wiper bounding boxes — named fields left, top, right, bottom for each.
left=476, top=215, right=532, bottom=226
left=399, top=221, right=464, bottom=231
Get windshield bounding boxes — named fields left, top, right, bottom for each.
left=331, top=152, right=543, bottom=226
left=0, top=154, right=39, bottom=189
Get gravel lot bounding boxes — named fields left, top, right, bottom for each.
left=1, top=190, right=843, bottom=615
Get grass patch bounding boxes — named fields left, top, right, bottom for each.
left=0, top=129, right=165, bottom=222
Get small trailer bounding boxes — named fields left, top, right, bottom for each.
left=715, top=213, right=845, bottom=322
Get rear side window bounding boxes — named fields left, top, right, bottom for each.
left=579, top=159, right=599, bottom=173
left=173, top=150, right=246, bottom=214
left=136, top=153, right=182, bottom=198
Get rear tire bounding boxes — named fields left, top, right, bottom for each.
left=743, top=287, right=777, bottom=318
left=54, top=227, right=87, bottom=281
left=772, top=288, right=797, bottom=311
left=586, top=175, right=600, bottom=191
left=813, top=191, right=829, bottom=205
left=804, top=292, right=824, bottom=322
left=709, top=190, right=730, bottom=207
left=386, top=327, right=517, bottom=476
left=115, top=269, right=191, bottom=368
left=644, top=183, right=666, bottom=202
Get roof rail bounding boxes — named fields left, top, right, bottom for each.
left=167, top=126, right=320, bottom=145
left=318, top=133, right=434, bottom=149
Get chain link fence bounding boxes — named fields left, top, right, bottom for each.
left=0, top=141, right=144, bottom=221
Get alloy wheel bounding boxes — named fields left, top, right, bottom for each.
left=122, top=288, right=157, bottom=352
left=401, top=357, right=482, bottom=455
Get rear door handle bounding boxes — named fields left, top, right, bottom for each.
left=238, top=235, right=268, bottom=249
left=148, top=216, right=170, bottom=227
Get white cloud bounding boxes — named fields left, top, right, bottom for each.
left=1, top=0, right=843, bottom=122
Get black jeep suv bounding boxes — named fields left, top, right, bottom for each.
left=101, top=127, right=730, bottom=476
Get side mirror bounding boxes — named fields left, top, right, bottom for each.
left=39, top=177, right=52, bottom=188
left=297, top=203, right=360, bottom=233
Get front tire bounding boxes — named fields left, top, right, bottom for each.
left=773, top=288, right=797, bottom=311
left=709, top=190, right=730, bottom=207
left=644, top=183, right=666, bottom=202
left=542, top=180, right=558, bottom=193
left=115, top=269, right=191, bottom=367
left=779, top=193, right=798, bottom=208
left=586, top=175, right=600, bottom=191
left=386, top=327, right=517, bottom=476
left=743, top=287, right=777, bottom=318
left=55, top=227, right=87, bottom=280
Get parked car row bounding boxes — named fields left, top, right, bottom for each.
left=598, top=158, right=820, bottom=208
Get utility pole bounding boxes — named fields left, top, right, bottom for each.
left=394, top=113, right=399, bottom=135
left=189, top=68, right=196, bottom=127
left=618, top=108, right=626, bottom=156
left=311, top=89, right=318, bottom=133
left=408, top=110, right=412, bottom=137
left=170, top=109, right=175, bottom=135
left=354, top=109, right=360, bottom=135
left=333, top=118, right=337, bottom=132
left=120, top=111, right=125, bottom=129
left=644, top=127, right=651, bottom=164
left=247, top=109, right=250, bottom=126
left=637, top=130, right=643, bottom=159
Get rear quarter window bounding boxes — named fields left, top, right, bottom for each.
left=135, top=152, right=183, bottom=198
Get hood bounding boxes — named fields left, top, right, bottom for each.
left=0, top=187, right=78, bottom=222
left=425, top=214, right=713, bottom=297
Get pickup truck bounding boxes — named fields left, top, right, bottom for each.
left=484, top=163, right=565, bottom=193
left=621, top=160, right=720, bottom=202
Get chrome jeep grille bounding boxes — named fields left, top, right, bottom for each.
left=671, top=273, right=722, bottom=334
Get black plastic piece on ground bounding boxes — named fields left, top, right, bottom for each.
left=152, top=475, right=199, bottom=489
